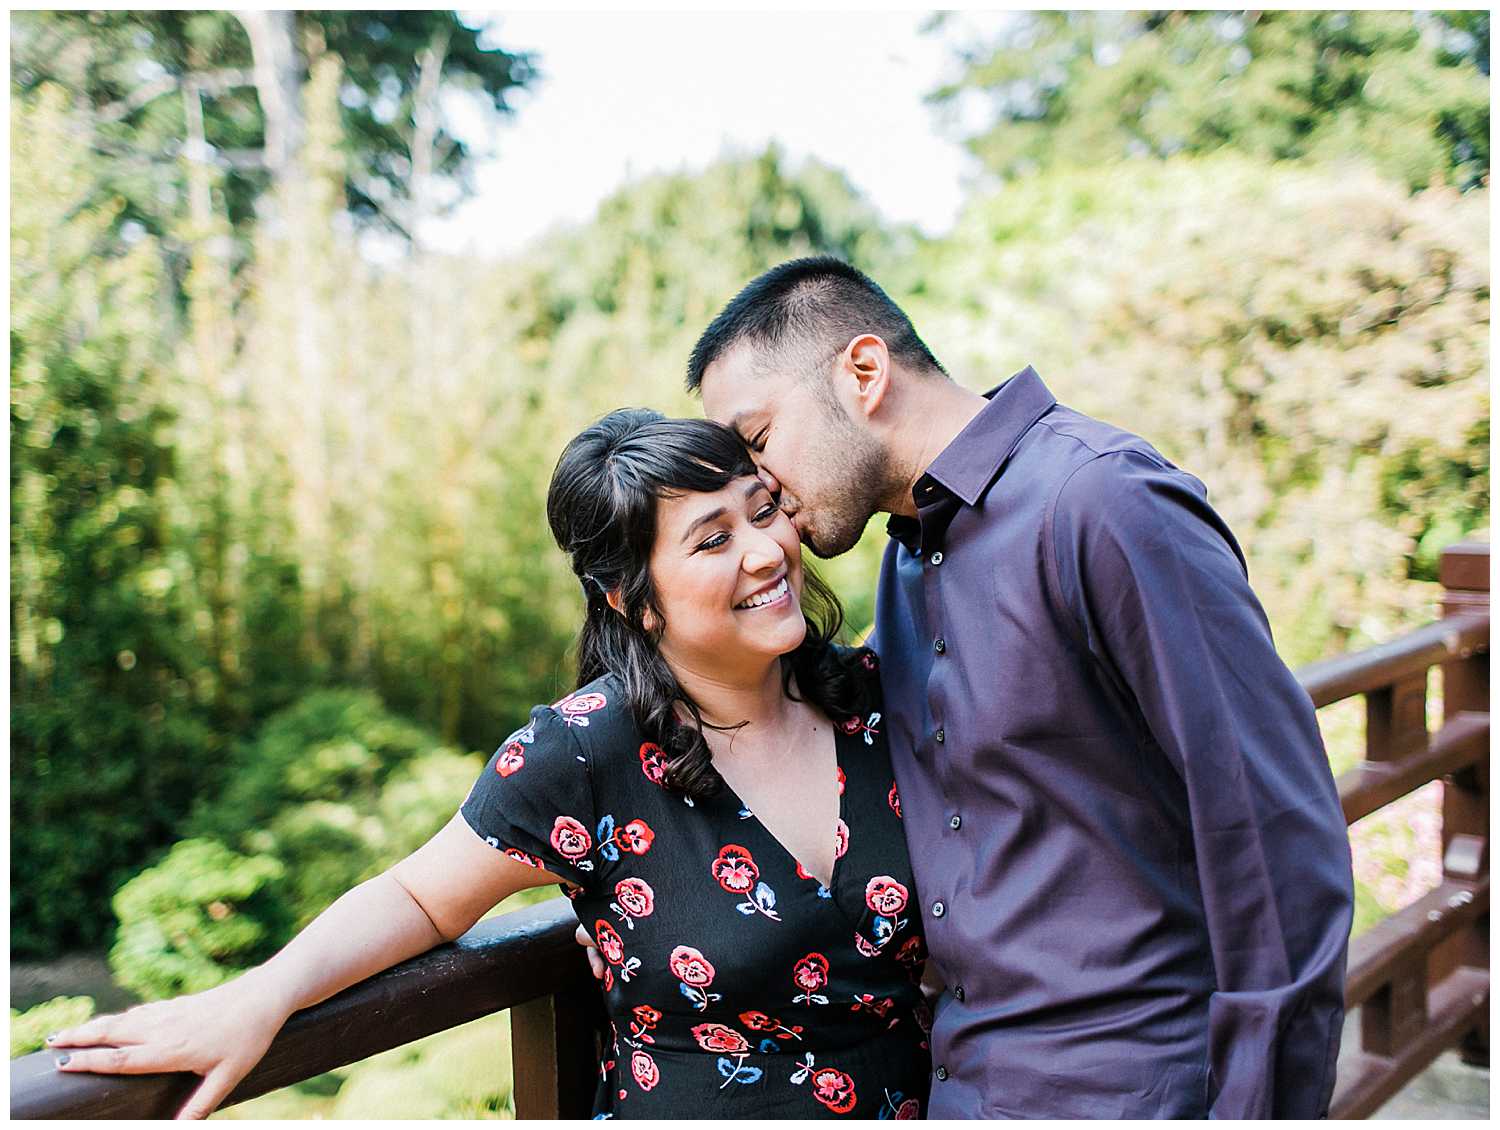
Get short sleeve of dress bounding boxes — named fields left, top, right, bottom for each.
left=460, top=702, right=600, bottom=889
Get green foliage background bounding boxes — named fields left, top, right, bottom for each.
left=9, top=7, right=1490, bottom=1118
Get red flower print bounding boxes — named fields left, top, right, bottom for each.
left=849, top=993, right=893, bottom=1017
left=614, top=877, right=655, bottom=918
left=629, top=1004, right=661, bottom=1044
left=503, top=847, right=543, bottom=869
left=793, top=952, right=830, bottom=993
left=691, top=1022, right=749, bottom=1054
left=888, top=782, right=901, bottom=819
left=595, top=920, right=625, bottom=965
left=550, top=815, right=592, bottom=860
left=602, top=966, right=614, bottom=993
left=556, top=690, right=607, bottom=714
left=630, top=1050, right=659, bottom=1092
left=853, top=932, right=881, bottom=958
left=795, top=861, right=816, bottom=882
left=669, top=945, right=716, bottom=987
left=711, top=844, right=760, bottom=894
left=619, top=819, right=655, bottom=855
left=811, top=1067, right=857, bottom=1114
left=495, top=741, right=525, bottom=777
left=860, top=651, right=879, bottom=671
left=836, top=766, right=846, bottom=795
left=896, top=1098, right=920, bottom=1119
left=638, top=742, right=668, bottom=787
left=833, top=819, right=849, bottom=860
left=838, top=716, right=863, bottom=735
left=740, top=1010, right=803, bottom=1040
left=865, top=876, right=909, bottom=916
left=895, top=935, right=926, bottom=967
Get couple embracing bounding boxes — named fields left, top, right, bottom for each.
left=51, top=258, right=1354, bottom=1119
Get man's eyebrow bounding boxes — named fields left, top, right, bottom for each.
left=679, top=481, right=767, bottom=545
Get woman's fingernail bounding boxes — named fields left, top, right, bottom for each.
left=55, top=1054, right=71, bottom=1067
left=44, top=1033, right=57, bottom=1044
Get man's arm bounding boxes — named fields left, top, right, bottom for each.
left=1049, top=450, right=1354, bottom=1119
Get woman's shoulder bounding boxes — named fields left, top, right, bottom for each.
left=535, top=671, right=644, bottom=750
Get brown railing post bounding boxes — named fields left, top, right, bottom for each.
left=1437, top=543, right=1489, bottom=1065
left=510, top=969, right=608, bottom=1118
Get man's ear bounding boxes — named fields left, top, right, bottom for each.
left=839, top=334, right=892, bottom=422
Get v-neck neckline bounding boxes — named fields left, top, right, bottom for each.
left=712, top=715, right=852, bottom=892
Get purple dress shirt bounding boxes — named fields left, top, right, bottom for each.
left=870, top=366, right=1353, bottom=1119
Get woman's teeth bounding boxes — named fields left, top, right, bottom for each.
left=735, top=577, right=788, bottom=610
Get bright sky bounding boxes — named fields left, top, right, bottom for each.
left=422, top=10, right=1014, bottom=259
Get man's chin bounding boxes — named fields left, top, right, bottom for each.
left=799, top=522, right=860, bottom=560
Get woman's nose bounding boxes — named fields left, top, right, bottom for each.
left=742, top=528, right=786, bottom=573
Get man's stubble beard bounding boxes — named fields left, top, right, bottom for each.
left=799, top=411, right=899, bottom=560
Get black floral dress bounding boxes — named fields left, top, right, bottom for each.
left=460, top=648, right=931, bottom=1119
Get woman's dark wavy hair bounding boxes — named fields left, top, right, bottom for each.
left=546, top=408, right=872, bottom=799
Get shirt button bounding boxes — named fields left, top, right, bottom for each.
left=953, top=985, right=965, bottom=1001
left=935, top=728, right=945, bottom=744
left=929, top=551, right=943, bottom=566
left=935, top=1066, right=949, bottom=1081
left=949, top=814, right=962, bottom=830
left=932, top=900, right=946, bottom=918
left=934, top=637, right=946, bottom=654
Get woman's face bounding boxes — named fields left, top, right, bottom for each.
left=646, top=475, right=807, bottom=677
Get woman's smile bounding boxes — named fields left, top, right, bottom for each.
left=734, top=574, right=791, bottom=611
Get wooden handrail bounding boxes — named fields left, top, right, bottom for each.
left=10, top=900, right=593, bottom=1120
left=1297, top=614, right=1488, bottom=709
left=10, top=545, right=1490, bottom=1120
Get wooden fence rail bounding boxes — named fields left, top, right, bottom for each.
left=10, top=545, right=1488, bottom=1120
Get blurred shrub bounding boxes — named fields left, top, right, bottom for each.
left=912, top=156, right=1488, bottom=662
left=108, top=689, right=484, bottom=996
left=109, top=839, right=289, bottom=1000
left=10, top=996, right=95, bottom=1058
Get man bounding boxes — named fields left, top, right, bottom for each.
left=581, top=256, right=1354, bottom=1117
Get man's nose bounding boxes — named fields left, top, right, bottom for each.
left=755, top=465, right=782, bottom=498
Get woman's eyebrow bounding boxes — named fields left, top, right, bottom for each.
left=679, top=482, right=767, bottom=545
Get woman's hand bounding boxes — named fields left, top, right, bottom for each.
left=47, top=973, right=292, bottom=1120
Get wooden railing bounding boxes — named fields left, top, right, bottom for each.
left=11, top=546, right=1488, bottom=1120
left=1308, top=543, right=1490, bottom=1118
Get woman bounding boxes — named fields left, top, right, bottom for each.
left=49, top=409, right=930, bottom=1119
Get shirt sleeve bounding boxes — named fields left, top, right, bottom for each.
left=1049, top=449, right=1354, bottom=1119
left=460, top=703, right=600, bottom=889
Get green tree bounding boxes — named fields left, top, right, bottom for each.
left=9, top=11, right=535, bottom=247
left=930, top=10, right=1489, bottom=190
left=11, top=84, right=222, bottom=955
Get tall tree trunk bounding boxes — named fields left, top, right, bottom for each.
left=234, top=9, right=304, bottom=187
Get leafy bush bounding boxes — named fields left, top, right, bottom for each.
left=109, top=839, right=289, bottom=1001
left=108, top=691, right=485, bottom=995
left=10, top=996, right=95, bottom=1058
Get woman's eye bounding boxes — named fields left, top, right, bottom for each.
left=753, top=504, right=780, bottom=522
left=696, top=532, right=730, bottom=552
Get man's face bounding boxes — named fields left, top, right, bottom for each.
left=700, top=341, right=890, bottom=559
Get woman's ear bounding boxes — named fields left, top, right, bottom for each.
left=606, top=589, right=625, bottom=616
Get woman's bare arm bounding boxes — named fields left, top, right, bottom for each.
left=49, top=813, right=563, bottom=1119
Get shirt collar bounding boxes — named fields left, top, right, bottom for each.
left=885, top=366, right=1056, bottom=553
left=921, top=365, right=1057, bottom=508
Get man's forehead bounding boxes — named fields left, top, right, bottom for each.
left=701, top=344, right=791, bottom=426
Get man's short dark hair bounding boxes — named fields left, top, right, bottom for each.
left=686, top=256, right=946, bottom=393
